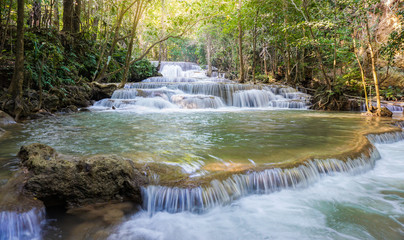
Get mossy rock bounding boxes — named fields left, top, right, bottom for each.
left=19, top=144, right=148, bottom=208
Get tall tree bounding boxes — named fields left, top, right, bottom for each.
left=158, top=0, right=166, bottom=67
left=238, top=0, right=245, bottom=83
left=73, top=0, right=81, bottom=33
left=62, top=0, right=74, bottom=32
left=8, top=0, right=25, bottom=119
left=53, top=0, right=60, bottom=30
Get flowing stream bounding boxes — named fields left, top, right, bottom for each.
left=0, top=62, right=403, bottom=239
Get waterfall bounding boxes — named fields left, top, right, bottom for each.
left=0, top=208, right=45, bottom=240
left=92, top=62, right=311, bottom=111
left=367, top=131, right=404, bottom=144
left=152, top=61, right=202, bottom=72
left=140, top=130, right=404, bottom=215
left=361, top=102, right=404, bottom=112
left=141, top=149, right=380, bottom=215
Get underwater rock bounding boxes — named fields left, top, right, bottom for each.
left=18, top=143, right=147, bottom=208
left=59, top=105, right=79, bottom=113
left=28, top=109, right=53, bottom=120
left=0, top=127, right=5, bottom=138
left=0, top=110, right=16, bottom=126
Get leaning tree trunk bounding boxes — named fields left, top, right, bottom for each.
left=158, top=0, right=165, bottom=69
left=365, top=18, right=381, bottom=113
left=207, top=33, right=212, bottom=77
left=8, top=0, right=25, bottom=120
left=95, top=2, right=130, bottom=82
left=352, top=34, right=370, bottom=113
left=119, top=0, right=146, bottom=88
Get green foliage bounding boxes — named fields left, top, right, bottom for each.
left=128, top=59, right=157, bottom=82
left=165, top=38, right=199, bottom=63
left=334, top=69, right=363, bottom=95
left=22, top=29, right=157, bottom=88
left=255, top=74, right=272, bottom=83
left=380, top=10, right=404, bottom=64
left=380, top=86, right=403, bottom=101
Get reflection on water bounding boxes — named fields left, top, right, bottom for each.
left=0, top=111, right=383, bottom=176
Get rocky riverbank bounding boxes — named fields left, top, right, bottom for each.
left=0, top=82, right=118, bottom=121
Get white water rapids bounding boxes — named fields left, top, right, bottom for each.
left=109, top=138, right=404, bottom=240
left=92, top=62, right=311, bottom=111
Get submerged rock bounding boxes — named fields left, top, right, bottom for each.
left=18, top=143, right=148, bottom=208
left=59, top=105, right=79, bottom=114
left=0, top=110, right=16, bottom=126
left=0, top=127, right=5, bottom=138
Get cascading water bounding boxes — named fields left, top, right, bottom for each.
left=141, top=148, right=381, bottom=215
left=139, top=130, right=404, bottom=216
left=92, top=62, right=311, bottom=111
left=109, top=135, right=404, bottom=240
left=361, top=102, right=404, bottom=112
left=0, top=208, right=45, bottom=240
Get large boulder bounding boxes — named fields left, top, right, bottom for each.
left=18, top=143, right=148, bottom=208
left=380, top=107, right=393, bottom=117
left=90, top=82, right=118, bottom=101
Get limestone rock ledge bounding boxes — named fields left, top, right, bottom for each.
left=18, top=143, right=148, bottom=208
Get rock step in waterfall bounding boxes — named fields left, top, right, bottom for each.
left=142, top=131, right=404, bottom=215
left=92, top=62, right=311, bottom=110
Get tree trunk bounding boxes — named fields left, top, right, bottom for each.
left=119, top=0, right=146, bottom=88
left=53, top=0, right=59, bottom=30
left=352, top=34, right=370, bottom=112
left=252, top=9, right=258, bottom=83
left=365, top=17, right=381, bottom=113
left=207, top=33, right=212, bottom=77
left=95, top=1, right=134, bottom=82
left=62, top=0, right=74, bottom=32
left=8, top=0, right=25, bottom=119
left=332, top=1, right=337, bottom=83
left=30, top=0, right=41, bottom=28
left=91, top=0, right=99, bottom=40
left=302, top=0, right=331, bottom=89
left=37, top=55, right=45, bottom=110
left=283, top=0, right=290, bottom=83
left=158, top=0, right=165, bottom=68
left=272, top=46, right=277, bottom=77
left=237, top=0, right=245, bottom=83
left=73, top=0, right=81, bottom=33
